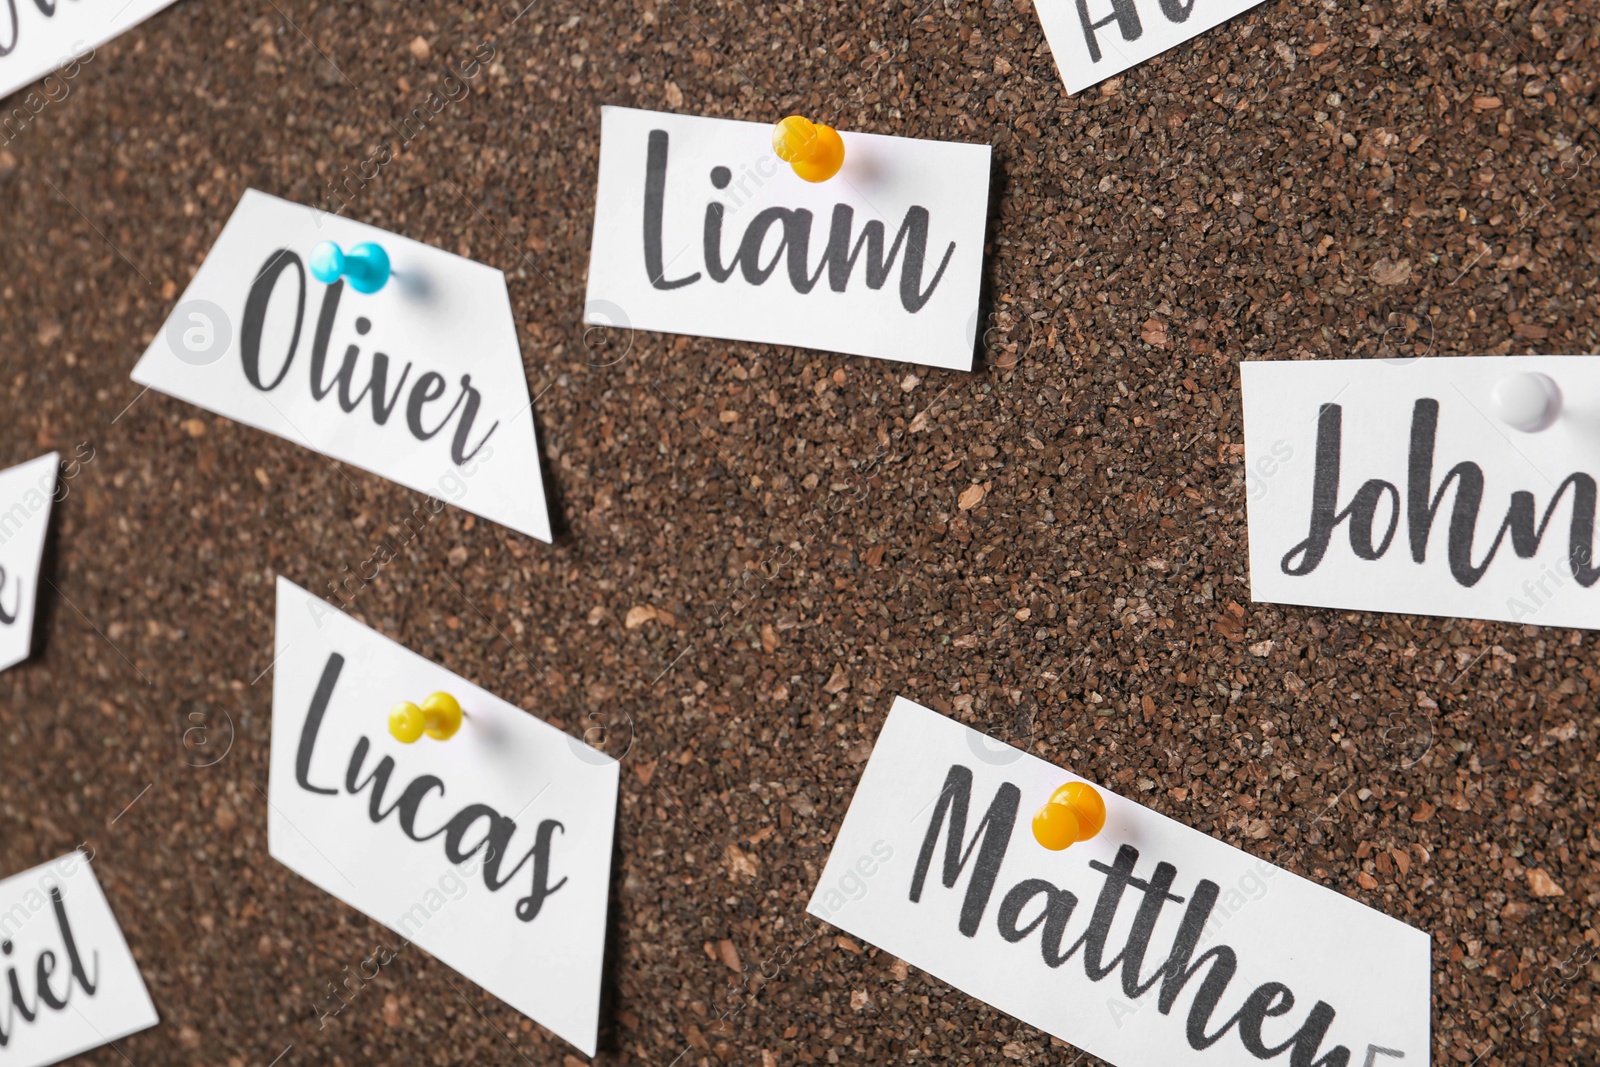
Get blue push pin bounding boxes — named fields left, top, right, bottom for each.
left=309, top=240, right=391, bottom=294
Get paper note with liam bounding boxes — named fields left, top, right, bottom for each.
left=0, top=0, right=178, bottom=102
left=267, top=577, right=618, bottom=1055
left=0, top=453, right=58, bottom=674
left=584, top=106, right=991, bottom=370
left=1243, top=356, right=1600, bottom=630
left=0, top=851, right=160, bottom=1066
left=130, top=189, right=551, bottom=543
left=810, top=699, right=1429, bottom=1067
left=1035, top=0, right=1265, bottom=93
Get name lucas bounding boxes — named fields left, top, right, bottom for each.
left=294, top=652, right=567, bottom=923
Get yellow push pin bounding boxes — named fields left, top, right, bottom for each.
left=1031, top=781, right=1106, bottom=851
left=772, top=115, right=845, bottom=183
left=387, top=691, right=464, bottom=744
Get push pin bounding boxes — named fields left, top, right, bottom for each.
left=772, top=115, right=845, bottom=183
left=388, top=691, right=464, bottom=744
left=1491, top=371, right=1562, bottom=432
left=310, top=240, right=392, bottom=294
left=1031, top=781, right=1105, bottom=851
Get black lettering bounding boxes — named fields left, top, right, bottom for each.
left=1280, top=403, right=1346, bottom=575
left=449, top=375, right=498, bottom=464
left=511, top=820, right=569, bottom=922
left=0, top=896, right=103, bottom=1047
left=33, top=951, right=64, bottom=1010
left=388, top=775, right=448, bottom=841
left=406, top=372, right=455, bottom=440
left=240, top=250, right=306, bottom=392
left=1279, top=1001, right=1350, bottom=1067
left=682, top=153, right=956, bottom=311
left=703, top=192, right=734, bottom=283
left=307, top=281, right=346, bottom=401
left=443, top=804, right=506, bottom=863
left=1282, top=405, right=1400, bottom=572
left=240, top=251, right=509, bottom=465
left=908, top=765, right=1019, bottom=937
left=5, top=951, right=35, bottom=1027
left=52, top=888, right=98, bottom=997
left=0, top=0, right=17, bottom=59
left=0, top=565, right=16, bottom=626
left=1156, top=879, right=1240, bottom=1047
left=344, top=737, right=397, bottom=822
left=815, top=205, right=956, bottom=313
left=729, top=207, right=815, bottom=288
left=1345, top=479, right=1400, bottom=560
left=1108, top=852, right=1186, bottom=998
left=996, top=878, right=1081, bottom=967
left=365, top=352, right=411, bottom=425
left=306, top=695, right=570, bottom=925
left=1076, top=0, right=1143, bottom=64
left=295, top=654, right=344, bottom=795
left=1408, top=398, right=1600, bottom=587
left=1235, top=982, right=1296, bottom=1056
left=643, top=131, right=702, bottom=290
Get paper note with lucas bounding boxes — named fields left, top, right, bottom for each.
left=267, top=578, right=618, bottom=1055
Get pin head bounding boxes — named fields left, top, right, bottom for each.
left=1032, top=782, right=1105, bottom=851
left=1491, top=371, right=1562, bottom=432
left=388, top=701, right=426, bottom=744
left=771, top=115, right=845, bottom=183
left=772, top=116, right=819, bottom=162
left=420, top=691, right=463, bottom=741
left=309, top=240, right=392, bottom=294
left=387, top=692, right=463, bottom=743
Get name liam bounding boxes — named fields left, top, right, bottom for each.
left=642, top=130, right=957, bottom=313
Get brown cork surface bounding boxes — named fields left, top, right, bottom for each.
left=1, top=0, right=1597, bottom=1063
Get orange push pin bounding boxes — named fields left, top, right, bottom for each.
left=387, top=691, right=464, bottom=744
left=1032, top=781, right=1106, bottom=851
left=772, top=115, right=845, bottom=183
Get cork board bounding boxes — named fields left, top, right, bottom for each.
left=1, top=0, right=1596, bottom=1064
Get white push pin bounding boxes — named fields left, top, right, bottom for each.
left=1491, top=371, right=1562, bottom=432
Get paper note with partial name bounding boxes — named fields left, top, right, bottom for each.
left=1242, top=356, right=1600, bottom=630
left=810, top=698, right=1430, bottom=1067
left=1034, top=0, right=1267, bottom=93
left=0, top=851, right=159, bottom=1066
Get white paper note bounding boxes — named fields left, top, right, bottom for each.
left=0, top=851, right=160, bottom=1066
left=585, top=106, right=992, bottom=370
left=810, top=698, right=1430, bottom=1067
left=131, top=189, right=552, bottom=543
left=0, top=0, right=177, bottom=104
left=267, top=577, right=618, bottom=1056
left=1034, top=0, right=1265, bottom=94
left=1243, top=356, right=1600, bottom=629
left=0, top=453, right=57, bottom=674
